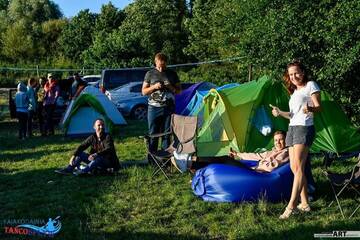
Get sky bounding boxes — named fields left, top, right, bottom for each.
left=52, top=0, right=133, bottom=18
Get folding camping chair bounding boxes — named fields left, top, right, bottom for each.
left=144, top=114, right=198, bottom=180
left=323, top=155, right=360, bottom=218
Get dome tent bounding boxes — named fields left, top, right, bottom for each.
left=181, top=83, right=239, bottom=117
left=62, top=86, right=127, bottom=137
left=175, top=81, right=216, bottom=115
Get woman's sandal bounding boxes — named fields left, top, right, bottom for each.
left=297, top=204, right=311, bottom=213
left=279, top=207, right=296, bottom=219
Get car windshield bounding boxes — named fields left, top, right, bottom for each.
left=83, top=75, right=101, bottom=83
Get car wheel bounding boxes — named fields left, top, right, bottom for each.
left=131, top=105, right=147, bottom=120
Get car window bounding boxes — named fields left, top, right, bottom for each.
left=107, top=71, right=146, bottom=89
left=112, top=84, right=128, bottom=92
left=102, top=69, right=148, bottom=90
left=85, top=77, right=100, bottom=83
left=83, top=75, right=101, bottom=83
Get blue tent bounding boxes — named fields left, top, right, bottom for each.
left=175, top=82, right=216, bottom=115
left=181, top=83, right=240, bottom=116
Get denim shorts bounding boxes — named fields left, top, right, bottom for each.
left=286, top=125, right=315, bottom=147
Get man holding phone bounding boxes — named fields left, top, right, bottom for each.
left=142, top=53, right=182, bottom=155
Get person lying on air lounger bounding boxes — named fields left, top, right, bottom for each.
left=229, top=130, right=289, bottom=172
left=229, top=130, right=317, bottom=199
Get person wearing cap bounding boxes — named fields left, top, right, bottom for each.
left=43, top=73, right=60, bottom=136
left=15, top=82, right=29, bottom=139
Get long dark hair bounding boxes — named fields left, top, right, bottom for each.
left=283, top=59, right=310, bottom=94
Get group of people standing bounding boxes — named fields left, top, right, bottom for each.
left=14, top=73, right=60, bottom=139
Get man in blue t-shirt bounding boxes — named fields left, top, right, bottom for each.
left=142, top=53, right=181, bottom=154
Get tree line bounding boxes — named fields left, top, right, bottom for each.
left=0, top=0, right=359, bottom=124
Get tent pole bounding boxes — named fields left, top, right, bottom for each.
left=248, top=64, right=252, bottom=82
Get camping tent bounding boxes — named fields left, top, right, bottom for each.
left=62, top=86, right=127, bottom=137
left=175, top=82, right=216, bottom=115
left=181, top=83, right=240, bottom=116
left=196, top=75, right=360, bottom=157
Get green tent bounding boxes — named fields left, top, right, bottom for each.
left=61, top=86, right=127, bottom=137
left=196, top=75, right=360, bottom=157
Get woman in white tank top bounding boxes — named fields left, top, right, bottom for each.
left=270, top=60, right=321, bottom=219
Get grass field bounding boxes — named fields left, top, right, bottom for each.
left=1, top=115, right=359, bottom=239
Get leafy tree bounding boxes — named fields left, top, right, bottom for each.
left=184, top=0, right=250, bottom=83
left=185, top=0, right=218, bottom=60
left=0, top=0, right=9, bottom=11
left=0, top=0, right=62, bottom=62
left=7, top=0, right=62, bottom=24
left=80, top=2, right=126, bottom=68
left=83, top=0, right=189, bottom=68
left=0, top=3, right=10, bottom=54
left=40, top=19, right=67, bottom=60
left=315, top=0, right=360, bottom=123
left=1, top=20, right=35, bottom=61
left=58, top=9, right=96, bottom=63
left=187, top=0, right=360, bottom=123
left=94, top=2, right=125, bottom=35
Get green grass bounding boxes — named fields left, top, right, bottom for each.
left=0, top=118, right=359, bottom=239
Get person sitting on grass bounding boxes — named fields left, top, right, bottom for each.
left=55, top=119, right=120, bottom=176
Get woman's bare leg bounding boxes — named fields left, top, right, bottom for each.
left=287, top=144, right=309, bottom=209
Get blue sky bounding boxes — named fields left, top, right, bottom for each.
left=52, top=0, right=133, bottom=18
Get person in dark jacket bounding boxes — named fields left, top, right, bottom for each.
left=36, top=77, right=46, bottom=136
left=70, top=72, right=87, bottom=99
left=55, top=119, right=120, bottom=175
